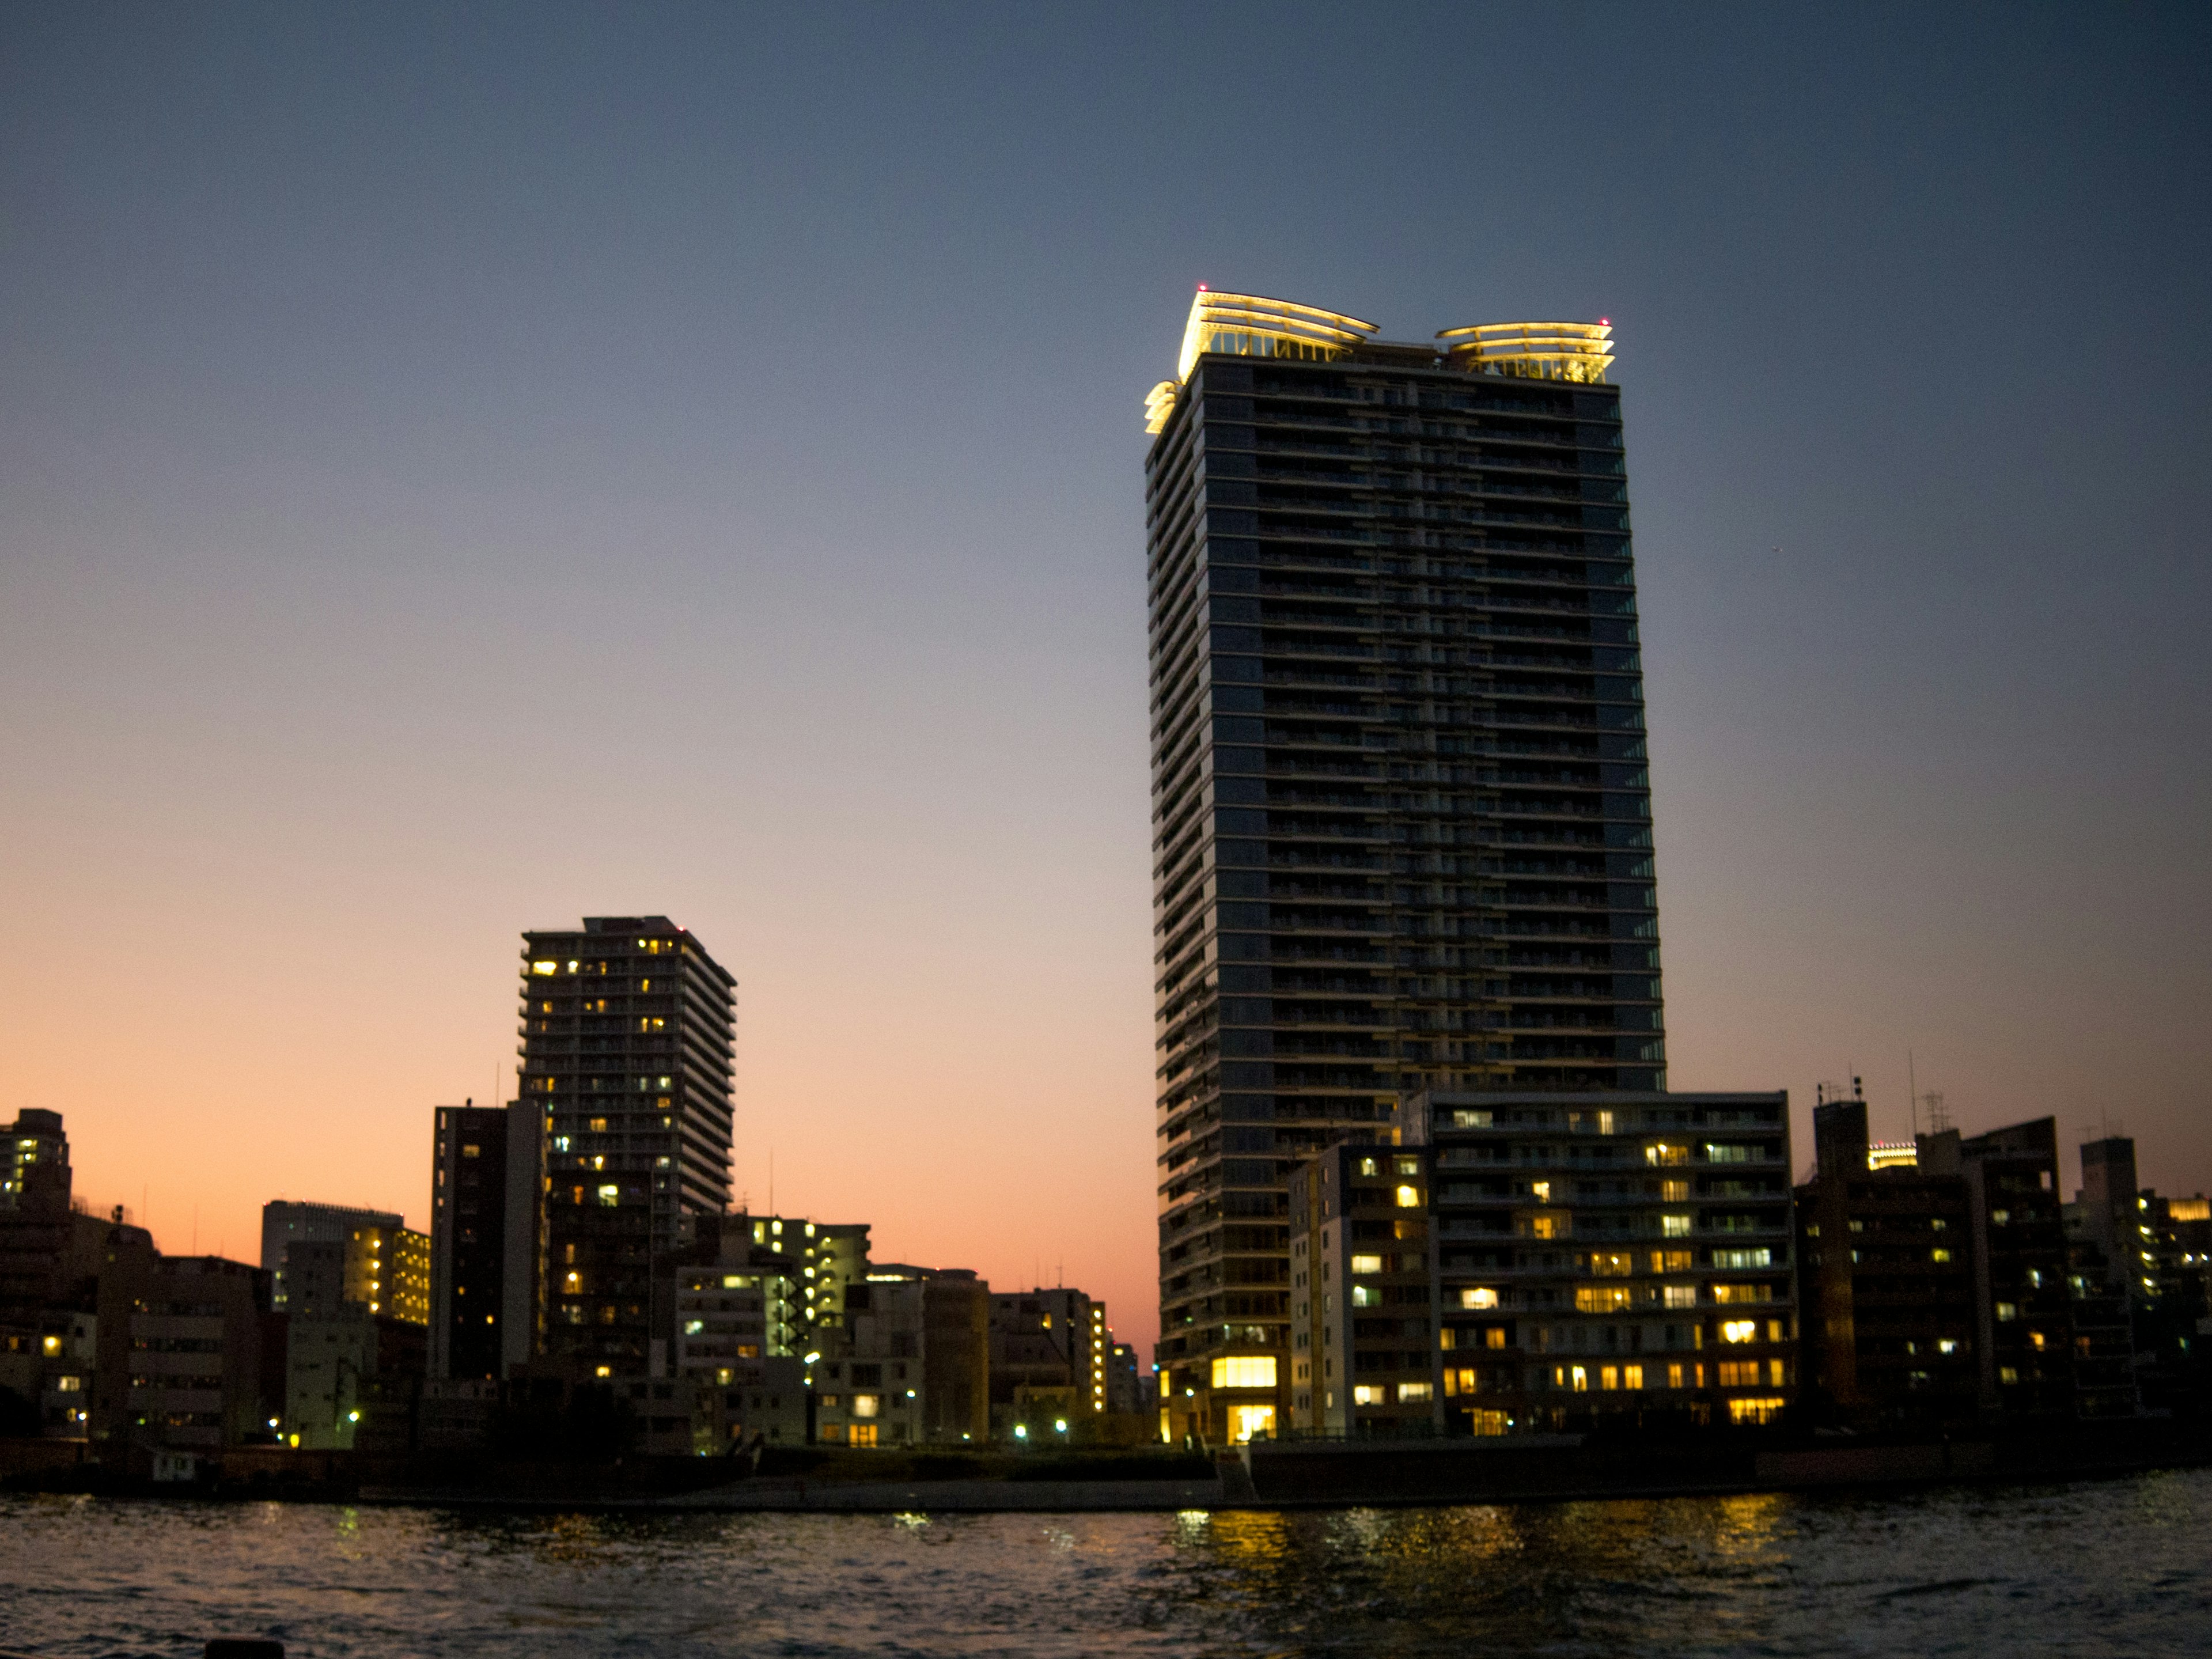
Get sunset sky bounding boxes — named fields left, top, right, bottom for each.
left=4, top=6, right=2207, bottom=1356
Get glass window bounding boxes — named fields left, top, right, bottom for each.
left=1211, top=1355, right=1278, bottom=1389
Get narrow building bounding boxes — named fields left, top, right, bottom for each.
left=427, top=1099, right=547, bottom=1381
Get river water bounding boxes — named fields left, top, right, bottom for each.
left=2, top=1469, right=2206, bottom=1657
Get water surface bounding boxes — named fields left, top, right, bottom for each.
left=2, top=1469, right=2205, bottom=1656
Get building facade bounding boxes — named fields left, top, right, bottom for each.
left=1287, top=1141, right=1435, bottom=1441
left=3, top=1109, right=68, bottom=1212
left=1143, top=291, right=1660, bottom=1438
left=815, top=1266, right=990, bottom=1447
left=429, top=1100, right=547, bottom=1381
left=260, top=1201, right=429, bottom=1324
left=1794, top=1096, right=1979, bottom=1424
left=521, top=916, right=736, bottom=1377
left=127, top=1255, right=271, bottom=1450
left=1423, top=1089, right=1794, bottom=1435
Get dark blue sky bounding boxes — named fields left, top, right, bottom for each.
left=3, top=4, right=2207, bottom=1328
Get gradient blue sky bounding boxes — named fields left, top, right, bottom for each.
left=3, top=4, right=2207, bottom=1352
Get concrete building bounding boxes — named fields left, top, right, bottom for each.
left=1794, top=1093, right=1979, bottom=1425
left=1107, top=1342, right=1143, bottom=1416
left=667, top=1215, right=810, bottom=1451
left=725, top=1213, right=870, bottom=1347
left=127, top=1255, right=271, bottom=1450
left=260, top=1201, right=429, bottom=1324
left=0, top=1112, right=158, bottom=1445
left=1143, top=293, right=1662, bottom=1438
left=429, top=1099, right=547, bottom=1380
left=1421, top=1089, right=1796, bottom=1435
left=3, top=1109, right=69, bottom=1212
left=815, top=1266, right=990, bottom=1447
left=522, top=916, right=736, bottom=1379
left=1287, top=1141, right=1435, bottom=1442
left=989, top=1287, right=1112, bottom=1434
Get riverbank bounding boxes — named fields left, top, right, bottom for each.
left=6, top=1420, right=2207, bottom=1513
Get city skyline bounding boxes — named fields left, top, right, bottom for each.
left=5, top=6, right=2210, bottom=1361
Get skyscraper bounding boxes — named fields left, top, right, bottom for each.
left=1144, top=292, right=1661, bottom=1440
left=520, top=915, right=736, bottom=1377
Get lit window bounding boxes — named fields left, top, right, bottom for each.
left=1999, top=1365, right=2020, bottom=1385
left=1395, top=1156, right=1421, bottom=1177
left=1663, top=1285, right=1698, bottom=1309
left=1727, top=1396, right=1785, bottom=1425
left=683, top=1320, right=704, bottom=1336
left=1450, top=1109, right=1492, bottom=1128
left=1646, top=1143, right=1688, bottom=1166
left=1350, top=1255, right=1384, bottom=1275
left=1623, top=1364, right=1644, bottom=1390
left=1358, top=1157, right=1379, bottom=1177
left=850, top=1394, right=879, bottom=1419
left=1395, top=1185, right=1422, bottom=1208
left=1662, top=1214, right=1692, bottom=1237
left=1460, top=1287, right=1499, bottom=1309
left=596, top=1184, right=619, bottom=1207
left=1396, top=1381, right=1431, bottom=1403
left=1210, top=1355, right=1278, bottom=1389
left=1574, top=1285, right=1631, bottom=1313
left=531, top=961, right=557, bottom=976
left=1721, top=1320, right=1758, bottom=1344
left=1938, top=1338, right=1959, bottom=1354
left=1351, top=1285, right=1379, bottom=1308
left=1705, top=1143, right=1751, bottom=1164
left=1931, top=1248, right=1952, bottom=1263
left=1995, top=1301, right=2018, bottom=1322
left=1352, top=1384, right=1386, bottom=1406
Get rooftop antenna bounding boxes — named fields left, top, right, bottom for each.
left=768, top=1149, right=775, bottom=1218
left=1908, top=1050, right=1918, bottom=1139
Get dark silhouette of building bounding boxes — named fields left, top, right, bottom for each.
left=1796, top=1094, right=1979, bottom=1424
left=429, top=1099, right=546, bottom=1380
left=1797, top=1106, right=2140, bottom=1424
left=0, top=1111, right=157, bottom=1444
left=1143, top=293, right=1659, bottom=1439
left=520, top=916, right=736, bottom=1379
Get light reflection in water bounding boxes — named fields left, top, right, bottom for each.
left=0, top=1472, right=2204, bottom=1657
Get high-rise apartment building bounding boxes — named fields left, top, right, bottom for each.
left=520, top=915, right=736, bottom=1377
left=1144, top=291, right=1659, bottom=1436
left=428, top=1100, right=547, bottom=1381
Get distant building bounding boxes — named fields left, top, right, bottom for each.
left=128, top=1255, right=272, bottom=1450
left=666, top=1212, right=810, bottom=1450
left=989, top=1287, right=1111, bottom=1434
left=816, top=1266, right=989, bottom=1447
left=522, top=916, right=736, bottom=1379
left=724, top=1214, right=870, bottom=1346
left=429, top=1100, right=547, bottom=1380
left=2070, top=1137, right=2211, bottom=1413
left=260, top=1201, right=429, bottom=1324
left=2, top=1109, right=68, bottom=1211
left=1797, top=1111, right=2142, bottom=1423
left=1107, top=1342, right=1142, bottom=1416
left=281, top=1304, right=427, bottom=1451
left=1794, top=1096, right=1979, bottom=1424
left=0, top=1111, right=157, bottom=1444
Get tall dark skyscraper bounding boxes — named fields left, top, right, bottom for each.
left=520, top=915, right=736, bottom=1377
left=1144, top=292, right=1661, bottom=1441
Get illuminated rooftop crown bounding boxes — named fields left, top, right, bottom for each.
left=1145, top=290, right=1615, bottom=431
